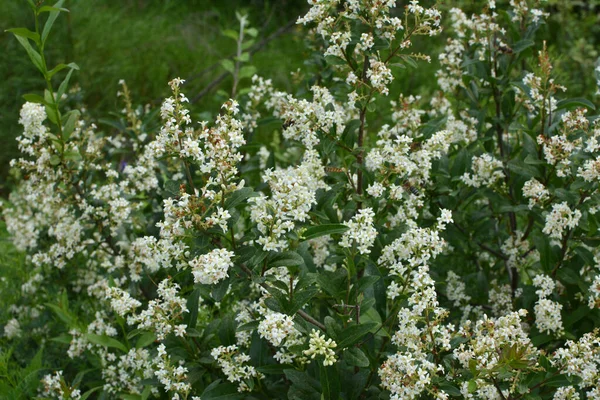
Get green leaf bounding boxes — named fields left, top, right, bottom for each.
left=80, top=386, right=103, bottom=400
left=245, top=27, right=258, bottom=37
left=221, top=59, right=235, bottom=74
left=48, top=62, right=79, bottom=79
left=135, top=332, right=156, bottom=349
left=225, top=187, right=257, bottom=210
left=222, top=29, right=238, bottom=40
left=46, top=303, right=74, bottom=325
left=438, top=382, right=462, bottom=397
left=23, top=93, right=48, bottom=105
left=200, top=380, right=246, bottom=400
left=237, top=52, right=250, bottom=63
left=337, top=322, right=378, bottom=349
left=344, top=347, right=369, bottom=367
left=84, top=333, right=128, bottom=352
left=302, top=224, right=349, bottom=241
left=556, top=97, right=596, bottom=111
left=5, top=27, right=40, bottom=44
left=38, top=5, right=70, bottom=13
left=512, top=39, right=535, bottom=53
left=317, top=269, right=347, bottom=299
left=41, top=0, right=66, bottom=44
left=319, top=363, right=340, bottom=400
left=11, top=35, right=45, bottom=74
left=289, top=287, right=318, bottom=315
left=269, top=251, right=305, bottom=268
left=187, top=288, right=201, bottom=329
left=57, top=67, right=75, bottom=101
left=284, top=369, right=321, bottom=394
left=239, top=65, right=257, bottom=79
left=163, top=180, right=181, bottom=198
left=62, top=109, right=80, bottom=141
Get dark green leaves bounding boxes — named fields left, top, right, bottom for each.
left=302, top=224, right=349, bottom=241
left=84, top=333, right=128, bottom=353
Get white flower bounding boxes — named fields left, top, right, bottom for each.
left=340, top=208, right=377, bottom=254
left=189, top=248, right=235, bottom=285
left=542, top=202, right=581, bottom=239
left=303, top=329, right=337, bottom=366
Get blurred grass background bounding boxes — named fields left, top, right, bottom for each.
left=0, top=0, right=599, bottom=195
left=0, top=0, right=309, bottom=194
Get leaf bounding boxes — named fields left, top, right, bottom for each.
left=239, top=65, right=257, bottom=79
left=41, top=0, right=66, bottom=44
left=57, top=67, right=75, bottom=101
left=11, top=35, right=44, bottom=74
left=46, top=303, right=74, bottom=326
left=556, top=97, right=596, bottom=111
left=62, top=109, right=80, bottom=141
left=221, top=59, right=235, bottom=74
left=289, top=287, right=318, bottom=315
left=302, top=224, right=349, bottom=241
left=225, top=187, right=257, bottom=210
left=38, top=5, right=70, bottom=13
left=284, top=369, right=321, bottom=394
left=187, top=288, right=201, bottom=329
left=245, top=27, right=258, bottom=37
left=48, top=62, right=79, bottom=79
left=512, top=39, right=535, bottom=53
left=269, top=251, right=305, bottom=268
left=438, top=382, right=462, bottom=396
left=22, top=93, right=48, bottom=105
left=337, top=322, right=378, bottom=349
left=317, top=269, right=347, bottom=299
left=84, top=333, right=128, bottom=352
left=163, top=180, right=180, bottom=198
left=344, top=347, right=369, bottom=367
left=222, top=29, right=238, bottom=40
left=319, top=363, right=340, bottom=400
left=80, top=386, right=103, bottom=400
left=135, top=332, right=156, bottom=349
left=5, top=28, right=40, bottom=44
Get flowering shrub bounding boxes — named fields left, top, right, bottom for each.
left=3, top=0, right=600, bottom=399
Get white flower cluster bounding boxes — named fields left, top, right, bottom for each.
left=211, top=345, right=264, bottom=392
left=379, top=212, right=452, bottom=399
left=589, top=272, right=600, bottom=309
left=521, top=72, right=564, bottom=114
left=461, top=153, right=505, bottom=188
left=134, top=279, right=188, bottom=340
left=454, top=310, right=539, bottom=396
left=532, top=274, right=564, bottom=335
left=101, top=348, right=158, bottom=396
left=298, top=0, right=440, bottom=96
left=538, top=134, right=581, bottom=177
left=155, top=343, right=191, bottom=395
left=189, top=248, right=234, bottom=285
left=552, top=330, right=600, bottom=398
left=340, top=208, right=377, bottom=255
left=3, top=318, right=21, bottom=339
left=303, top=329, right=337, bottom=366
left=40, top=371, right=81, bottom=399
left=104, top=286, right=142, bottom=317
left=16, top=102, right=48, bottom=156
left=522, top=178, right=550, bottom=209
left=501, top=231, right=539, bottom=272
left=250, top=150, right=328, bottom=251
left=542, top=202, right=581, bottom=239
left=257, top=310, right=303, bottom=363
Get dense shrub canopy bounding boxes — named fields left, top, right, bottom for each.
left=2, top=0, right=600, bottom=399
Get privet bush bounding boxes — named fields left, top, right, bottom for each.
left=3, top=0, right=600, bottom=399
